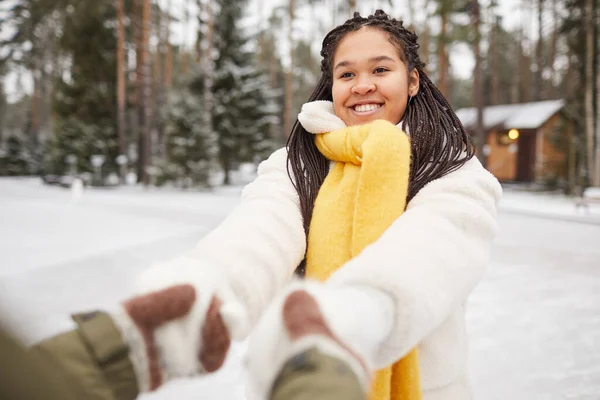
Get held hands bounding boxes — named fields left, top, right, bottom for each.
left=245, top=281, right=374, bottom=400
left=111, top=260, right=386, bottom=397
left=111, top=257, right=250, bottom=392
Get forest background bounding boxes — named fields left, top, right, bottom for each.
left=0, top=0, right=598, bottom=190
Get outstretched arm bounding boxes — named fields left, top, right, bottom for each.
left=187, top=147, right=306, bottom=325
left=111, top=147, right=307, bottom=392
left=327, top=156, right=502, bottom=365
left=243, top=157, right=502, bottom=399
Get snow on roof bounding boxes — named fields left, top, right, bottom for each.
left=455, top=99, right=565, bottom=130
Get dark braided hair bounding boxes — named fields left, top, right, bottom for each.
left=287, top=10, right=474, bottom=275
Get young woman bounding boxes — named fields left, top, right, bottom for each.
left=240, top=11, right=502, bottom=400
left=27, top=9, right=502, bottom=400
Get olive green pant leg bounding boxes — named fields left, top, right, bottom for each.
left=270, top=348, right=366, bottom=400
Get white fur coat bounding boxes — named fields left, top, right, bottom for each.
left=181, top=142, right=502, bottom=398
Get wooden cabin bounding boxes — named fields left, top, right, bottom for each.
left=456, top=100, right=574, bottom=184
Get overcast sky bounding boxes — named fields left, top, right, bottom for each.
left=2, top=0, right=546, bottom=102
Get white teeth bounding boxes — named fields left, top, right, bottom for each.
left=354, top=104, right=381, bottom=113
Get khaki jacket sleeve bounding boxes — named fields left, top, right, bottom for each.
left=30, top=311, right=139, bottom=400
left=1, top=327, right=77, bottom=400
left=270, top=349, right=365, bottom=400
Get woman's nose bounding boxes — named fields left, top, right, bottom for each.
left=351, top=78, right=376, bottom=95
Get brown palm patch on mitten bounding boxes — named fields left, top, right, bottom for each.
left=123, top=284, right=197, bottom=390
left=123, top=285, right=232, bottom=389
left=199, top=296, right=231, bottom=372
left=282, top=290, right=368, bottom=374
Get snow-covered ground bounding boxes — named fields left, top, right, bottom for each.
left=499, top=188, right=600, bottom=225
left=1, top=177, right=599, bottom=399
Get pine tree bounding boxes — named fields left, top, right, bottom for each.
left=211, top=0, right=277, bottom=184
left=156, top=72, right=213, bottom=187
left=561, top=0, right=597, bottom=188
left=0, top=136, right=30, bottom=176
left=159, top=0, right=277, bottom=187
left=256, top=9, right=286, bottom=144
left=291, top=40, right=320, bottom=127
left=48, top=0, right=119, bottom=179
left=0, top=0, right=62, bottom=157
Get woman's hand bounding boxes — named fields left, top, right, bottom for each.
left=244, top=281, right=377, bottom=400
left=112, top=257, right=250, bottom=392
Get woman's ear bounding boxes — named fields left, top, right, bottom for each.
left=408, top=69, right=420, bottom=96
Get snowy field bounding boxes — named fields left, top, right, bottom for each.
left=1, top=177, right=599, bottom=400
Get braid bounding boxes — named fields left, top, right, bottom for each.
left=287, top=10, right=474, bottom=276
left=403, top=72, right=474, bottom=199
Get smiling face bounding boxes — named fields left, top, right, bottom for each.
left=331, top=27, right=420, bottom=127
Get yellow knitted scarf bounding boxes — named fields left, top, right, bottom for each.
left=305, top=119, right=421, bottom=400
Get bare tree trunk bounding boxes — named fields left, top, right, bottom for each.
left=348, top=0, right=357, bottom=14
left=38, top=56, right=51, bottom=144
left=28, top=48, right=41, bottom=144
left=438, top=11, right=449, bottom=99
left=143, top=0, right=153, bottom=182
left=533, top=0, right=544, bottom=101
left=512, top=13, right=523, bottom=104
left=136, top=0, right=152, bottom=184
left=30, top=71, right=40, bottom=143
left=164, top=0, right=173, bottom=89
left=49, top=16, right=62, bottom=137
left=563, top=46, right=575, bottom=99
left=195, top=1, right=202, bottom=63
left=201, top=0, right=218, bottom=177
left=0, top=82, right=4, bottom=146
left=116, top=0, right=127, bottom=181
left=257, top=0, right=265, bottom=66
left=472, top=0, right=486, bottom=167
left=263, top=9, right=280, bottom=142
left=422, top=0, right=431, bottom=69
left=489, top=16, right=500, bottom=105
left=284, top=0, right=295, bottom=139
left=594, top=0, right=600, bottom=186
left=548, top=0, right=558, bottom=99
left=518, top=6, right=532, bottom=105
left=568, top=121, right=576, bottom=194
left=408, top=0, right=416, bottom=30
left=269, top=46, right=277, bottom=88
left=406, top=0, right=429, bottom=72
left=585, top=0, right=595, bottom=184
left=154, top=1, right=165, bottom=158
left=182, top=0, right=192, bottom=77
left=135, top=0, right=143, bottom=179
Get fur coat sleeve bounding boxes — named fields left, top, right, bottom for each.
left=187, top=148, right=306, bottom=325
left=326, top=156, right=502, bottom=365
left=185, top=147, right=500, bottom=350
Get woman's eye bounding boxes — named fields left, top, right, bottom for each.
left=340, top=72, right=354, bottom=79
left=374, top=67, right=388, bottom=74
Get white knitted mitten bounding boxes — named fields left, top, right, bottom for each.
left=111, top=257, right=250, bottom=392
left=244, top=280, right=394, bottom=400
